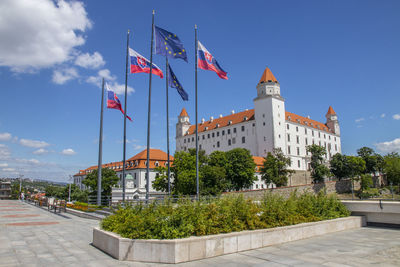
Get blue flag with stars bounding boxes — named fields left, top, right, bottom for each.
left=155, top=26, right=187, bottom=62
left=168, top=64, right=188, bottom=101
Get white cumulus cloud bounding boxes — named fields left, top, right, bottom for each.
left=19, top=139, right=50, bottom=148
left=52, top=67, right=79, bottom=84
left=0, top=132, right=12, bottom=141
left=61, top=148, right=76, bottom=155
left=86, top=69, right=134, bottom=95
left=32, top=148, right=49, bottom=155
left=380, top=113, right=385, bottom=118
left=0, top=0, right=92, bottom=72
left=15, top=158, right=41, bottom=165
left=0, top=144, right=11, bottom=160
left=0, top=163, right=8, bottom=168
left=75, top=52, right=105, bottom=69
left=2, top=168, right=16, bottom=172
left=393, top=114, right=400, bottom=120
left=375, top=138, right=400, bottom=154
left=355, top=118, right=365, bottom=123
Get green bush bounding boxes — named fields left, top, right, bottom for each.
left=358, top=188, right=380, bottom=199
left=360, top=174, right=373, bottom=191
left=101, top=192, right=350, bottom=240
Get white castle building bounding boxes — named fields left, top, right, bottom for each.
left=175, top=67, right=341, bottom=171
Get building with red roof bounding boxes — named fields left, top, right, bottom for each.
left=176, top=67, right=341, bottom=175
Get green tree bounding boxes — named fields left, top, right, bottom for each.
left=330, top=153, right=350, bottom=180
left=384, top=152, right=400, bottom=185
left=225, top=148, right=257, bottom=190
left=82, top=168, right=119, bottom=196
left=357, top=147, right=382, bottom=174
left=152, top=166, right=168, bottom=192
left=306, top=144, right=330, bottom=183
left=360, top=174, right=373, bottom=191
left=260, top=148, right=294, bottom=187
left=200, top=151, right=231, bottom=195
left=346, top=156, right=366, bottom=178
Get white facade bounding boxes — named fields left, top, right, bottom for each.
left=175, top=68, right=341, bottom=171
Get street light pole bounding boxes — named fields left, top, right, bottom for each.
left=68, top=175, right=72, bottom=202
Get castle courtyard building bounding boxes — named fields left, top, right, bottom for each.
left=175, top=67, right=341, bottom=171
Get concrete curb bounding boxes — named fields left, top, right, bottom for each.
left=66, top=208, right=104, bottom=220
left=93, top=216, right=366, bottom=263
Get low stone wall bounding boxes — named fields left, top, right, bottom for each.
left=226, top=179, right=360, bottom=199
left=93, top=216, right=365, bottom=263
left=342, top=200, right=400, bottom=225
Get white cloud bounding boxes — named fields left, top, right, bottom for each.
left=0, top=0, right=92, bottom=72
left=15, top=158, right=41, bottom=165
left=380, top=113, right=386, bottom=118
left=393, top=114, right=400, bottom=120
left=61, top=148, right=76, bottom=155
left=32, top=148, right=49, bottom=155
left=133, top=144, right=147, bottom=151
left=86, top=69, right=134, bottom=95
left=0, top=132, right=12, bottom=141
left=75, top=52, right=105, bottom=69
left=355, top=118, right=365, bottom=123
left=2, top=168, right=16, bottom=172
left=0, top=163, right=8, bottom=168
left=19, top=138, right=50, bottom=148
left=52, top=67, right=79, bottom=84
left=0, top=144, right=11, bottom=160
left=375, top=138, right=400, bottom=154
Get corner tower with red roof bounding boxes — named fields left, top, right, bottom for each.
left=326, top=106, right=340, bottom=135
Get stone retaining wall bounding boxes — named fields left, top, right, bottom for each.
left=93, top=216, right=366, bottom=263
left=226, top=179, right=360, bottom=199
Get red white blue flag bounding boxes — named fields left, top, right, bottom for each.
left=106, top=83, right=132, bottom=121
left=197, top=41, right=228, bottom=80
left=129, top=48, right=163, bottom=78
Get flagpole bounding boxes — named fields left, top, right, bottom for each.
left=97, top=78, right=105, bottom=206
left=195, top=24, right=199, bottom=200
left=122, top=29, right=130, bottom=202
left=146, top=10, right=155, bottom=201
left=166, top=57, right=171, bottom=195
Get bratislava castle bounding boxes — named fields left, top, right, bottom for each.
left=175, top=67, right=341, bottom=171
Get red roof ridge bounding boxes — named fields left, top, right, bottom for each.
left=285, top=111, right=332, bottom=133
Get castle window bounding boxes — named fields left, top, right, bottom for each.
left=296, top=126, right=299, bottom=132
left=155, top=161, right=159, bottom=167
left=263, top=114, right=265, bottom=118
left=305, top=138, right=308, bottom=145
left=217, top=141, right=220, bottom=148
left=297, top=147, right=300, bottom=155
left=329, top=135, right=331, bottom=140
left=319, top=132, right=321, bottom=138
left=228, top=120, right=232, bottom=125
left=242, top=136, right=246, bottom=143
left=296, top=136, right=299, bottom=144
left=243, top=116, right=248, bottom=121
left=305, top=128, right=307, bottom=134
left=208, top=133, right=210, bottom=139
left=264, top=136, right=266, bottom=141
left=212, top=133, right=215, bottom=138
left=319, top=141, right=321, bottom=146
left=205, top=127, right=208, bottom=130
left=263, top=122, right=265, bottom=126
left=202, top=135, right=205, bottom=140
left=312, top=131, right=314, bottom=137
left=192, top=137, right=194, bottom=142
left=296, top=119, right=300, bottom=123
left=188, top=138, right=190, bottom=143
left=279, top=134, right=281, bottom=138
left=222, top=130, right=225, bottom=135
left=324, top=134, right=326, bottom=139
left=288, top=146, right=291, bottom=154
left=287, top=124, right=289, bottom=129
left=228, top=129, right=231, bottom=134
left=228, top=139, right=231, bottom=146
left=241, top=125, right=245, bottom=132
left=217, top=132, right=220, bottom=137
left=253, top=123, right=255, bottom=127
left=312, top=139, right=315, bottom=145
left=184, top=139, right=186, bottom=143
left=287, top=134, right=290, bottom=142
left=334, top=137, right=336, bottom=141
left=216, top=124, right=219, bottom=128
left=335, top=144, right=337, bottom=151
left=233, top=128, right=236, bottom=133
left=199, top=145, right=202, bottom=150
left=232, top=137, right=236, bottom=144
left=298, top=160, right=301, bottom=168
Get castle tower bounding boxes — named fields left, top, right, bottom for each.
left=254, top=67, right=286, bottom=157
left=176, top=108, right=191, bottom=138
left=325, top=106, right=340, bottom=135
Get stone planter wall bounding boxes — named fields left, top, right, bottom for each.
left=93, top=216, right=366, bottom=263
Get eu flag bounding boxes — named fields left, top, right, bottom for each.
left=168, top=65, right=188, bottom=101
left=155, top=26, right=187, bottom=62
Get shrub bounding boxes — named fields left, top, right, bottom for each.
left=358, top=188, right=380, bottom=199
left=360, top=174, right=373, bottom=191
left=101, top=192, right=350, bottom=240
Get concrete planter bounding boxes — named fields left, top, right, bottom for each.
left=342, top=200, right=400, bottom=225
left=93, top=216, right=365, bottom=263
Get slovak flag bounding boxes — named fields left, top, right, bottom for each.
left=106, top=83, right=132, bottom=121
left=129, top=48, right=164, bottom=78
left=197, top=41, right=228, bottom=80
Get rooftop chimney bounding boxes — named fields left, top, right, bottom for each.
left=219, top=114, right=223, bottom=118
left=231, top=110, right=235, bottom=114
left=210, top=116, right=214, bottom=122
left=201, top=118, right=205, bottom=124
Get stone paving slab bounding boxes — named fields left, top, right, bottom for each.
left=1, top=200, right=400, bottom=266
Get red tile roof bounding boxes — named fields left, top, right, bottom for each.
left=326, top=106, right=336, bottom=116
left=259, top=67, right=278, bottom=84
left=183, top=109, right=332, bottom=136
left=253, top=156, right=265, bottom=167
left=185, top=109, right=255, bottom=136
left=179, top=108, right=188, bottom=117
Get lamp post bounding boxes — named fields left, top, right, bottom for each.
left=68, top=175, right=72, bottom=202
left=19, top=174, right=24, bottom=200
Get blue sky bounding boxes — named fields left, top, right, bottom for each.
left=1, top=0, right=400, bottom=182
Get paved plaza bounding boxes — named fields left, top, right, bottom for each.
left=0, top=200, right=399, bottom=266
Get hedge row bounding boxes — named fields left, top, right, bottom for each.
left=101, top=191, right=350, bottom=240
